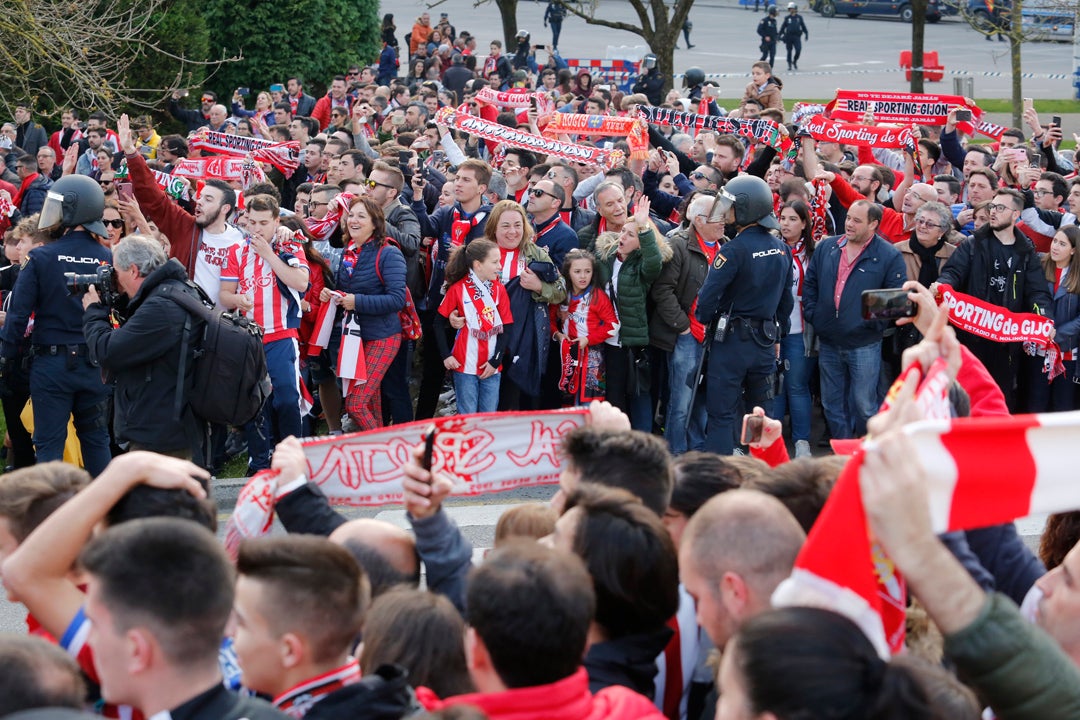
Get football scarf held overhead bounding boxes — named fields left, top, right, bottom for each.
left=801, top=114, right=918, bottom=152
left=305, top=192, right=354, bottom=243
left=222, top=408, right=590, bottom=557
left=435, top=106, right=624, bottom=168
left=936, top=284, right=1063, bottom=379
left=151, top=169, right=190, bottom=201
left=172, top=157, right=267, bottom=187
left=825, top=90, right=990, bottom=138
left=634, top=105, right=787, bottom=153
left=188, top=130, right=301, bottom=174
left=475, top=87, right=556, bottom=120
left=543, top=113, right=650, bottom=160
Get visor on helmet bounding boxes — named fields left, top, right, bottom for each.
left=38, top=190, right=67, bottom=231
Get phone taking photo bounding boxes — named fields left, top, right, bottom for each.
left=740, top=414, right=763, bottom=446
left=861, top=288, right=916, bottom=321
left=955, top=109, right=972, bottom=122
left=421, top=424, right=437, bottom=471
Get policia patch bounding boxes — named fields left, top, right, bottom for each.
left=712, top=252, right=727, bottom=270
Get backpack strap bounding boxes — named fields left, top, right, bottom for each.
left=157, top=283, right=211, bottom=422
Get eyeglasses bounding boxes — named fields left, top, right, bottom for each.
left=365, top=179, right=395, bottom=190
left=914, top=218, right=944, bottom=229
left=690, top=172, right=709, bottom=181
left=308, top=200, right=331, bottom=209
left=1033, top=189, right=1054, bottom=197
left=988, top=203, right=1013, bottom=213
left=530, top=188, right=559, bottom=200
left=103, top=219, right=125, bottom=229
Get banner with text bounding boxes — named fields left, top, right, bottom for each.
left=223, top=409, right=589, bottom=555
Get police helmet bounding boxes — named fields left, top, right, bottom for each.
left=516, top=30, right=530, bottom=43
left=709, top=175, right=780, bottom=230
left=769, top=5, right=778, bottom=14
left=787, top=2, right=797, bottom=8
left=38, top=174, right=107, bottom=237
left=682, top=66, right=705, bottom=88
left=642, top=53, right=657, bottom=70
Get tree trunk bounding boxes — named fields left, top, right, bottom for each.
left=656, top=36, right=675, bottom=95
left=495, top=0, right=519, bottom=51
left=910, top=0, right=927, bottom=92
left=1011, top=0, right=1024, bottom=127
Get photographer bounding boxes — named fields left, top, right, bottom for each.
left=82, top=235, right=205, bottom=460
left=0, top=174, right=114, bottom=474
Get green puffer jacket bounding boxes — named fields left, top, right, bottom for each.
left=593, top=227, right=670, bottom=347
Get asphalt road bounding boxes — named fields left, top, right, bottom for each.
left=457, top=0, right=1074, bottom=98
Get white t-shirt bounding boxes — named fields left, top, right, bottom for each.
left=195, top=225, right=244, bottom=304
left=606, top=258, right=623, bottom=347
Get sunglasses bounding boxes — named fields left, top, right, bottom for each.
left=366, top=179, right=395, bottom=190
left=530, top=188, right=559, bottom=201
left=103, top=219, right=125, bottom=229
left=690, top=171, right=709, bottom=181
left=99, top=180, right=116, bottom=187
left=201, top=96, right=215, bottom=103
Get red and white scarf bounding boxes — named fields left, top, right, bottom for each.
left=463, top=270, right=505, bottom=339
left=937, top=284, right=1063, bottom=379
left=222, top=409, right=589, bottom=556
left=188, top=130, right=301, bottom=174
left=337, top=311, right=368, bottom=395
left=451, top=206, right=483, bottom=248
left=274, top=659, right=361, bottom=718
left=305, top=193, right=354, bottom=243
left=436, top=106, right=623, bottom=169
left=172, top=157, right=266, bottom=188
left=543, top=113, right=649, bottom=160
left=475, top=87, right=556, bottom=122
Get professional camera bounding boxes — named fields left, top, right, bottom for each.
left=66, top=264, right=121, bottom=307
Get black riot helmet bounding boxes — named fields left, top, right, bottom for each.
left=642, top=53, right=657, bottom=71
left=37, top=174, right=107, bottom=237
left=708, top=175, right=780, bottom=230
left=682, top=66, right=705, bottom=88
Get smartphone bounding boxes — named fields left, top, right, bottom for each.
left=705, top=85, right=718, bottom=99
left=1023, top=97, right=1034, bottom=113
left=861, top=288, right=916, bottom=321
left=238, top=87, right=251, bottom=97
left=398, top=150, right=412, bottom=167
left=116, top=182, right=134, bottom=203
left=179, top=89, right=190, bottom=98
left=955, top=109, right=972, bottom=122
left=269, top=83, right=285, bottom=93
left=1052, top=115, right=1062, bottom=127
left=421, top=424, right=437, bottom=471
left=533, top=44, right=545, bottom=50
left=740, top=414, right=764, bottom=446
left=391, top=114, right=406, bottom=126
left=1031, top=152, right=1042, bottom=168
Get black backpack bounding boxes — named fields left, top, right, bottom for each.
left=158, top=282, right=271, bottom=427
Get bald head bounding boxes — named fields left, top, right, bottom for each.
left=329, top=519, right=420, bottom=595
left=679, top=489, right=806, bottom=646
left=902, top=182, right=936, bottom=216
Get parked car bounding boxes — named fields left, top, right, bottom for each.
left=810, top=0, right=945, bottom=23
left=1021, top=0, right=1073, bottom=41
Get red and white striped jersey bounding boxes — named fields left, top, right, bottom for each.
left=438, top=279, right=512, bottom=375
left=221, top=238, right=309, bottom=342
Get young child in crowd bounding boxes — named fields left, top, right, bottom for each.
left=551, top=248, right=618, bottom=405
left=437, top=239, right=512, bottom=414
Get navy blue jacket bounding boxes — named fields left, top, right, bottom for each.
left=1048, top=274, right=1080, bottom=352
left=803, top=233, right=906, bottom=349
left=531, top=214, right=578, bottom=269
left=0, top=230, right=113, bottom=356
left=334, top=241, right=407, bottom=341
left=695, top=225, right=794, bottom=332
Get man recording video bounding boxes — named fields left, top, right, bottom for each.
left=82, top=235, right=206, bottom=460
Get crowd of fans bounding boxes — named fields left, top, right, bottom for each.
left=1, top=5, right=1080, bottom=719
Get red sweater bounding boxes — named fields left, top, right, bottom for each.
left=417, top=668, right=666, bottom=720
left=829, top=173, right=910, bottom=244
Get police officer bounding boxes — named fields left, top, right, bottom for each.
left=694, top=175, right=793, bottom=455
left=632, top=54, right=665, bottom=107
left=0, top=174, right=114, bottom=474
left=682, top=66, right=705, bottom=102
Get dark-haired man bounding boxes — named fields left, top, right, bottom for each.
left=118, top=114, right=242, bottom=305
left=0, top=633, right=86, bottom=716
left=233, top=536, right=414, bottom=717
left=418, top=540, right=665, bottom=719
left=526, top=178, right=578, bottom=269
left=935, top=188, right=1051, bottom=410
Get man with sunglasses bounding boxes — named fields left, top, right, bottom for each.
left=526, top=179, right=577, bottom=270
left=167, top=89, right=218, bottom=133
left=366, top=162, right=422, bottom=425
left=545, top=163, right=596, bottom=233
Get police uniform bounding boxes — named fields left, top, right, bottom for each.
left=695, top=224, right=793, bottom=455
left=0, top=231, right=114, bottom=474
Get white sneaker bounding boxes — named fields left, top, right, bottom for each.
left=795, top=440, right=812, bottom=458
